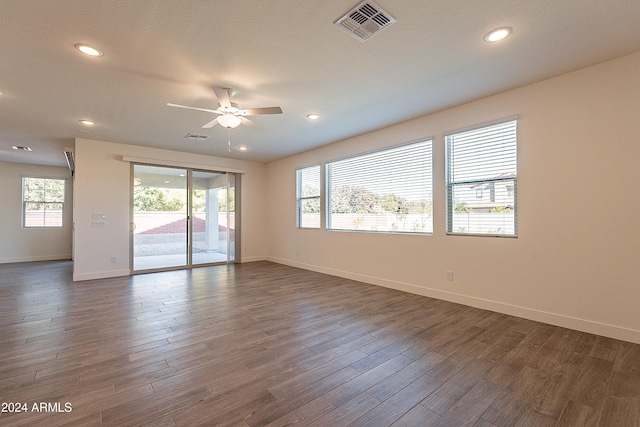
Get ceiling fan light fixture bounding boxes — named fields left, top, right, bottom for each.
left=168, top=86, right=281, bottom=132
left=217, top=113, right=242, bottom=128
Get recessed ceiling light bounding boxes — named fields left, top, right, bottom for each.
left=237, top=146, right=248, bottom=151
left=307, top=114, right=319, bottom=120
left=79, top=120, right=94, bottom=126
left=75, top=43, right=103, bottom=57
left=485, top=27, right=511, bottom=43
left=11, top=145, right=32, bottom=151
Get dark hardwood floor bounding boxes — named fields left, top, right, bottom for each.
left=1, top=260, right=639, bottom=426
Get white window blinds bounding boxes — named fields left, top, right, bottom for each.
left=296, top=165, right=321, bottom=228
left=326, top=140, right=433, bottom=234
left=445, top=119, right=517, bottom=236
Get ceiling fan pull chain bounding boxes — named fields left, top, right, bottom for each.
left=228, top=127, right=231, bottom=152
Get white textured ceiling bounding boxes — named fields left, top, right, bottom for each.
left=1, top=0, right=640, bottom=167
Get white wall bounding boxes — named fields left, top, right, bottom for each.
left=265, top=52, right=640, bottom=343
left=73, top=138, right=267, bottom=281
left=0, top=161, right=73, bottom=263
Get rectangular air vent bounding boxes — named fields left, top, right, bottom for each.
left=185, top=133, right=209, bottom=141
left=335, top=1, right=396, bottom=42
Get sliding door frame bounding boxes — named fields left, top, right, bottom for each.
left=130, top=162, right=241, bottom=274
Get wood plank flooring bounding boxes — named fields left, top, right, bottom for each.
left=0, top=260, right=639, bottom=426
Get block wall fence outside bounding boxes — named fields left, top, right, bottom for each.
left=133, top=212, right=234, bottom=234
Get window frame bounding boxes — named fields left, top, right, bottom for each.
left=22, top=176, right=66, bottom=228
left=295, top=164, right=322, bottom=229
left=325, top=139, right=433, bottom=235
left=445, top=118, right=518, bottom=237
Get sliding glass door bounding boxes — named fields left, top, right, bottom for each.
left=133, top=165, right=188, bottom=271
left=132, top=164, right=238, bottom=272
left=191, top=171, right=236, bottom=265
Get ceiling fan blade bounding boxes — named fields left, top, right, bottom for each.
left=242, top=106, right=283, bottom=116
left=240, top=117, right=264, bottom=130
left=213, top=87, right=232, bottom=109
left=202, top=118, right=219, bottom=128
left=167, top=103, right=219, bottom=114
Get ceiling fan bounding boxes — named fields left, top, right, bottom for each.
left=167, top=87, right=282, bottom=130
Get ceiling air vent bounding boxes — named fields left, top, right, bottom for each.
left=335, top=1, right=396, bottom=42
left=185, top=133, right=209, bottom=141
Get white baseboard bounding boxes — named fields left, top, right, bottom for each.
left=240, top=255, right=267, bottom=263
left=73, top=269, right=130, bottom=282
left=0, top=254, right=71, bottom=264
left=267, top=256, right=640, bottom=345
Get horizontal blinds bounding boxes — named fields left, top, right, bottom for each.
left=327, top=140, right=433, bottom=233
left=446, top=120, right=517, bottom=184
left=297, top=165, right=320, bottom=198
left=445, top=120, right=517, bottom=236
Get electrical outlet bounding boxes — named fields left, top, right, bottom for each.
left=111, top=256, right=117, bottom=263
left=447, top=271, right=454, bottom=281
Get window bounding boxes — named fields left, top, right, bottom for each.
left=326, top=140, right=433, bottom=234
left=445, top=119, right=517, bottom=236
left=22, top=177, right=66, bottom=227
left=296, top=165, right=321, bottom=228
